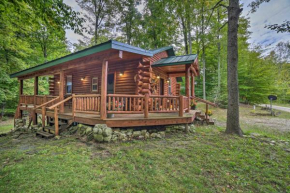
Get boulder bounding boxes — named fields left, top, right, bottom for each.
left=141, top=130, right=147, bottom=135
left=159, top=131, right=166, bottom=138
left=132, top=131, right=141, bottom=137
left=102, top=127, right=112, bottom=137
left=94, top=134, right=104, bottom=142
left=145, top=132, right=150, bottom=139
left=85, top=127, right=93, bottom=134
left=103, top=136, right=111, bottom=142
left=93, top=127, right=102, bottom=134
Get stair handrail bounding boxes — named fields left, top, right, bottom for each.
left=35, top=96, right=60, bottom=109
left=48, top=96, right=73, bottom=110
left=46, top=96, right=73, bottom=136
left=190, top=96, right=217, bottom=107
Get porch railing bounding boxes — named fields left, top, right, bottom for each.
left=73, top=94, right=101, bottom=115
left=19, top=95, right=59, bottom=106
left=149, top=95, right=180, bottom=112
left=107, top=94, right=144, bottom=114
left=20, top=95, right=34, bottom=105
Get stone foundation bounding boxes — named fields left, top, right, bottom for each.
left=14, top=118, right=42, bottom=133
left=68, top=123, right=196, bottom=143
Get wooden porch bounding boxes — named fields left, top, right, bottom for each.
left=18, top=94, right=203, bottom=127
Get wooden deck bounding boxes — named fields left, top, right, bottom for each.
left=21, top=105, right=198, bottom=127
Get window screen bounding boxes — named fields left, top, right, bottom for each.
left=92, top=77, right=98, bottom=92
left=66, top=75, right=72, bottom=94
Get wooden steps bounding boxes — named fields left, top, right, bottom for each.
left=36, top=117, right=73, bottom=138
left=36, top=130, right=54, bottom=139
left=195, top=111, right=215, bottom=125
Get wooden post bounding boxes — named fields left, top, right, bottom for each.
left=185, top=64, right=190, bottom=113
left=191, top=73, right=195, bottom=109
left=33, top=76, right=38, bottom=125
left=191, top=73, right=195, bottom=97
left=206, top=104, right=208, bottom=122
left=59, top=71, right=64, bottom=113
left=100, top=60, right=108, bottom=120
left=34, top=76, right=38, bottom=97
left=19, top=79, right=23, bottom=118
left=72, top=94, right=75, bottom=121
left=179, top=95, right=184, bottom=117
left=185, top=123, right=189, bottom=133
left=42, top=106, right=46, bottom=128
left=54, top=108, right=59, bottom=136
left=144, top=93, right=149, bottom=118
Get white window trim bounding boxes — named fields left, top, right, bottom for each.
left=66, top=75, right=72, bottom=94
left=92, top=77, right=98, bottom=92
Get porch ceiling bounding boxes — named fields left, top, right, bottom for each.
left=152, top=54, right=198, bottom=75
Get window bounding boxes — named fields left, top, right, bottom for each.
left=66, top=75, right=72, bottom=94
left=92, top=77, right=98, bottom=92
left=168, top=78, right=172, bottom=95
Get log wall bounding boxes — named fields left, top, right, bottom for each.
left=52, top=58, right=140, bottom=96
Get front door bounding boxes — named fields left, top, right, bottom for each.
left=160, top=78, right=164, bottom=95
left=107, top=73, right=115, bottom=94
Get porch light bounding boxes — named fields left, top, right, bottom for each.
left=119, top=71, right=124, bottom=76
left=57, top=81, right=60, bottom=84
left=157, top=75, right=160, bottom=79
left=81, top=77, right=85, bottom=81
left=166, top=79, right=170, bottom=83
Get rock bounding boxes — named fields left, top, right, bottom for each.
left=18, top=122, right=25, bottom=126
left=126, top=131, right=132, bottom=137
left=55, top=136, right=61, bottom=140
left=102, top=127, right=112, bottom=137
left=113, top=128, right=120, bottom=132
left=94, top=134, right=104, bottom=142
left=284, top=148, right=290, bottom=153
left=150, top=133, right=158, bottom=138
left=250, top=133, right=261, bottom=137
left=78, top=124, right=84, bottom=129
left=85, top=127, right=93, bottom=134
left=137, top=135, right=144, bottom=140
left=93, top=127, right=102, bottom=134
left=132, top=131, right=141, bottom=137
left=145, top=132, right=150, bottom=139
left=141, top=130, right=147, bottom=135
left=111, top=135, right=118, bottom=142
left=156, top=134, right=162, bottom=139
left=127, top=129, right=133, bottom=133
left=103, top=136, right=111, bottom=142
left=159, top=131, right=165, bottom=138
left=118, top=133, right=127, bottom=140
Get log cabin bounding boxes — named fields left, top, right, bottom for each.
left=10, top=40, right=216, bottom=137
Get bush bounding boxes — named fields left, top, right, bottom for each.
left=1, top=116, right=8, bottom=121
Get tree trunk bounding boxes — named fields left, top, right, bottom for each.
left=201, top=0, right=206, bottom=100
left=181, top=16, right=188, bottom=54
left=226, top=0, right=243, bottom=136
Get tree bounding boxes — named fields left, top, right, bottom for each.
left=225, top=0, right=243, bottom=136
left=116, top=0, right=142, bottom=45
left=76, top=0, right=116, bottom=45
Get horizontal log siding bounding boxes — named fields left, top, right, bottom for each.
left=53, top=58, right=140, bottom=96
left=143, top=51, right=177, bottom=96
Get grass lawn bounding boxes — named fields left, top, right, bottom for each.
left=0, top=106, right=289, bottom=192
left=0, top=119, right=13, bottom=134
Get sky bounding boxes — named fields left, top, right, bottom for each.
left=64, top=0, right=290, bottom=53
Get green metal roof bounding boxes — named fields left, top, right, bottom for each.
left=152, top=54, right=197, bottom=67
left=10, top=40, right=175, bottom=78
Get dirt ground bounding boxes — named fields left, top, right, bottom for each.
left=209, top=104, right=290, bottom=133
